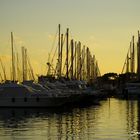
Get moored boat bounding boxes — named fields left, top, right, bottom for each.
left=0, top=81, right=69, bottom=107
left=122, top=82, right=140, bottom=98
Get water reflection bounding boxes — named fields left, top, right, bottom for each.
left=137, top=101, right=140, bottom=140
left=0, top=98, right=140, bottom=139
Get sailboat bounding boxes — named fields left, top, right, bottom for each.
left=0, top=32, right=70, bottom=107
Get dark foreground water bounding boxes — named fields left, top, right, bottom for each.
left=0, top=98, right=140, bottom=140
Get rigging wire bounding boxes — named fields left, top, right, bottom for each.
left=121, top=44, right=131, bottom=74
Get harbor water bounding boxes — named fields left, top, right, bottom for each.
left=0, top=98, right=139, bottom=140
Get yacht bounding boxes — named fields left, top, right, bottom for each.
left=123, top=82, right=140, bottom=96
left=0, top=81, right=69, bottom=107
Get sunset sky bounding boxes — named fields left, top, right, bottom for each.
left=0, top=0, right=140, bottom=78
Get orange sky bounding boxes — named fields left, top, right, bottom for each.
left=0, top=0, right=140, bottom=79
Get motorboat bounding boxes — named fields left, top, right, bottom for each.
left=0, top=81, right=69, bottom=107
left=122, top=82, right=140, bottom=97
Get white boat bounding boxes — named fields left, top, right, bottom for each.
left=123, top=82, right=140, bottom=97
left=38, top=76, right=101, bottom=105
left=0, top=81, right=69, bottom=107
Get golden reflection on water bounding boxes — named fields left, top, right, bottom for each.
left=0, top=98, right=139, bottom=140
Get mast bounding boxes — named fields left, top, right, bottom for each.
left=74, top=41, right=77, bottom=79
left=132, top=36, right=135, bottom=73
left=11, top=32, right=16, bottom=81
left=0, top=58, right=6, bottom=81
left=0, top=73, right=3, bottom=82
left=90, top=55, right=94, bottom=81
left=22, top=47, right=25, bottom=81
left=130, top=36, right=135, bottom=73
left=70, top=39, right=74, bottom=79
left=16, top=53, right=20, bottom=82
left=130, top=42, right=132, bottom=72
left=66, top=28, right=69, bottom=79
left=126, top=53, right=129, bottom=73
left=47, top=53, right=51, bottom=75
left=58, top=24, right=61, bottom=60
left=24, top=48, right=27, bottom=80
left=27, top=57, right=35, bottom=81
left=86, top=47, right=90, bottom=83
left=58, top=24, right=61, bottom=77
left=137, top=31, right=140, bottom=79
left=10, top=67, right=12, bottom=81
left=77, top=43, right=80, bottom=80
left=60, top=33, right=63, bottom=77
left=22, top=47, right=28, bottom=81
left=95, top=61, right=99, bottom=78
left=82, top=46, right=86, bottom=80
left=79, top=42, right=82, bottom=80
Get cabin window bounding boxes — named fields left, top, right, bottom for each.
left=36, top=97, right=40, bottom=102
left=12, top=98, right=15, bottom=102
left=24, top=97, right=27, bottom=102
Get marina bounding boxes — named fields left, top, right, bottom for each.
left=1, top=25, right=140, bottom=106
left=0, top=24, right=108, bottom=108
left=1, top=0, right=140, bottom=139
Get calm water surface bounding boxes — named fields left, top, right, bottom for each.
left=0, top=98, right=140, bottom=140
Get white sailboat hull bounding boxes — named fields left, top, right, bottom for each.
left=0, top=96, right=68, bottom=107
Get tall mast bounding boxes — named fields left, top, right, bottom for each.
left=16, top=53, right=20, bottom=82
left=90, top=55, right=94, bottom=81
left=58, top=24, right=61, bottom=60
left=86, top=47, right=90, bottom=83
left=24, top=48, right=27, bottom=80
left=130, top=42, right=132, bottom=72
left=11, top=32, right=15, bottom=81
left=10, top=67, right=12, bottom=81
left=27, top=57, right=35, bottom=81
left=137, top=31, right=140, bottom=79
left=57, top=24, right=61, bottom=77
left=92, top=55, right=95, bottom=80
left=82, top=46, right=86, bottom=80
left=95, top=61, right=98, bottom=78
left=22, top=47, right=28, bottom=81
left=60, top=33, right=63, bottom=77
left=71, top=39, right=74, bottom=79
left=132, top=36, right=135, bottom=73
left=0, top=58, right=6, bottom=81
left=77, top=43, right=80, bottom=80
left=126, top=53, right=129, bottom=73
left=66, top=28, right=69, bottom=79
left=74, top=41, right=77, bottom=79
left=22, top=47, right=25, bottom=81
left=0, top=72, right=3, bottom=82
left=78, top=42, right=81, bottom=80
